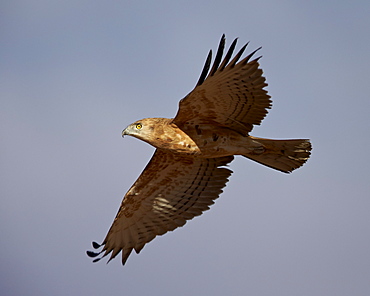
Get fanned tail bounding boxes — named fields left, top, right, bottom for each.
left=244, top=137, right=312, bottom=173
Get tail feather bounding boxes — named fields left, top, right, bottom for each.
left=244, top=137, right=312, bottom=173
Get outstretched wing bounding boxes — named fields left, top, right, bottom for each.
left=173, top=35, right=272, bottom=135
left=87, top=149, right=233, bottom=265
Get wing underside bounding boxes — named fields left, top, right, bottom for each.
left=87, top=149, right=233, bottom=265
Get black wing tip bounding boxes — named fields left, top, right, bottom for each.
left=196, top=49, right=212, bottom=87
left=196, top=35, right=262, bottom=86
left=208, top=34, right=227, bottom=77
left=87, top=241, right=106, bottom=263
left=86, top=250, right=101, bottom=258
left=196, top=34, right=226, bottom=87
left=243, top=46, right=262, bottom=64
left=254, top=55, right=263, bottom=62
left=92, top=241, right=101, bottom=249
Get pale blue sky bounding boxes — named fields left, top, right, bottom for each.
left=1, top=1, right=370, bottom=295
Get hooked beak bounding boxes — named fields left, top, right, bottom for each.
left=122, top=128, right=128, bottom=138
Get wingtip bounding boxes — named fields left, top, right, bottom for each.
left=92, top=241, right=102, bottom=249
left=196, top=49, right=213, bottom=87
left=87, top=241, right=105, bottom=262
left=242, top=46, right=263, bottom=64
left=86, top=250, right=101, bottom=258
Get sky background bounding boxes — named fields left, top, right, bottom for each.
left=1, top=1, right=370, bottom=295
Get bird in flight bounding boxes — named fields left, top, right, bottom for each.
left=87, top=35, right=311, bottom=265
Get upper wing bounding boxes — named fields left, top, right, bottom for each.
left=173, top=35, right=272, bottom=135
left=87, top=149, right=233, bottom=265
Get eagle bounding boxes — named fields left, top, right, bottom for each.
left=87, top=35, right=311, bottom=265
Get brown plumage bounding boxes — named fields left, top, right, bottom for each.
left=87, top=35, right=312, bottom=265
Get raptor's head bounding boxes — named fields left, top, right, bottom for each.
left=122, top=118, right=153, bottom=139
left=122, top=117, right=170, bottom=145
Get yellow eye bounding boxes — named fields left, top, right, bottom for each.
left=135, top=123, right=142, bottom=130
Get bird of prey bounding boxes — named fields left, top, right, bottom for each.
left=87, top=35, right=311, bottom=265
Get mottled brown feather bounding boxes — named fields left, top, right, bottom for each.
left=95, top=150, right=233, bottom=265
left=173, top=37, right=271, bottom=135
